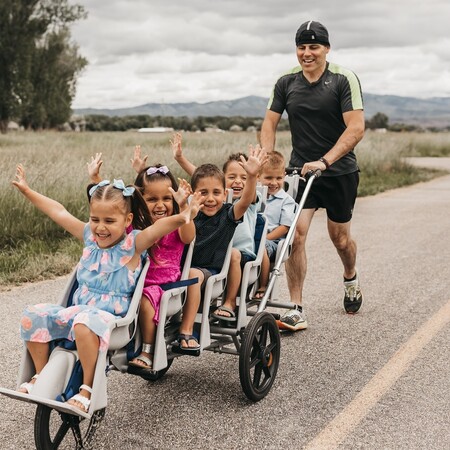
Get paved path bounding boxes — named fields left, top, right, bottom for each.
left=1, top=159, right=449, bottom=449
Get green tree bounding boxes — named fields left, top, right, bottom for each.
left=366, top=112, right=389, bottom=130
left=0, top=0, right=86, bottom=132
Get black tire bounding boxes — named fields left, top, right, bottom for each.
left=239, top=312, right=281, bottom=401
left=34, top=404, right=105, bottom=450
left=139, top=357, right=174, bottom=381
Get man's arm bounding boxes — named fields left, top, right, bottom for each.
left=260, top=110, right=282, bottom=153
left=301, top=109, right=365, bottom=175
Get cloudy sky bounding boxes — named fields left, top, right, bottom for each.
left=71, top=0, right=450, bottom=109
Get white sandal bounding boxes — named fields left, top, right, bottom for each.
left=67, top=384, right=92, bottom=413
left=19, top=374, right=39, bottom=394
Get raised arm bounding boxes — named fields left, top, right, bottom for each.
left=233, top=145, right=268, bottom=220
left=135, top=191, right=202, bottom=253
left=87, top=152, right=103, bottom=184
left=130, top=145, right=149, bottom=174
left=260, top=110, right=282, bottom=153
left=12, top=165, right=85, bottom=241
left=171, top=132, right=196, bottom=176
left=172, top=178, right=196, bottom=244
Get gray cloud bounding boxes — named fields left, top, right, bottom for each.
left=71, top=0, right=450, bottom=108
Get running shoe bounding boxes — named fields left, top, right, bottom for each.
left=277, top=305, right=308, bottom=331
left=343, top=272, right=363, bottom=314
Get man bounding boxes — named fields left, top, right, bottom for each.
left=260, top=20, right=365, bottom=331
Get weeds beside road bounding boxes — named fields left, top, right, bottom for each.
left=1, top=130, right=449, bottom=287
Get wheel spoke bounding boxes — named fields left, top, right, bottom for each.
left=52, top=420, right=72, bottom=447
left=239, top=312, right=281, bottom=401
left=262, top=365, right=273, bottom=379
left=251, top=335, right=262, bottom=354
left=253, top=363, right=263, bottom=387
left=249, top=354, right=262, bottom=369
left=266, top=341, right=277, bottom=354
left=258, top=324, right=268, bottom=345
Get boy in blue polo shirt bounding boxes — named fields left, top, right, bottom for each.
left=253, top=151, right=295, bottom=300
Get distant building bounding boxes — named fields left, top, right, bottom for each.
left=7, top=121, right=20, bottom=131
left=138, top=127, right=174, bottom=133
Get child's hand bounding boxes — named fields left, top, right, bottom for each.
left=130, top=145, right=148, bottom=174
left=186, top=191, right=204, bottom=221
left=12, top=164, right=30, bottom=193
left=170, top=132, right=183, bottom=160
left=171, top=178, right=193, bottom=209
left=87, top=153, right=103, bottom=183
left=240, top=145, right=268, bottom=177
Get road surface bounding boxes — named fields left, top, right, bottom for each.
left=1, top=159, right=449, bottom=449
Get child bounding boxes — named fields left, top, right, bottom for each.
left=253, top=151, right=295, bottom=299
left=171, top=133, right=262, bottom=323
left=88, top=148, right=197, bottom=374
left=12, top=165, right=201, bottom=412
left=176, top=145, right=267, bottom=352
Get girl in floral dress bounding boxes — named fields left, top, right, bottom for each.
left=12, top=164, right=202, bottom=413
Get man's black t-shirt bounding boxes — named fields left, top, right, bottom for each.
left=268, top=61, right=364, bottom=176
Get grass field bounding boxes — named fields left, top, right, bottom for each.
left=1, top=130, right=449, bottom=287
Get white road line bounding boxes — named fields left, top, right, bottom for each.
left=304, top=298, right=450, bottom=450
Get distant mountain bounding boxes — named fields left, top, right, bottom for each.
left=73, top=94, right=450, bottom=127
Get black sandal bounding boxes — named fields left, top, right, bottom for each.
left=172, top=333, right=201, bottom=356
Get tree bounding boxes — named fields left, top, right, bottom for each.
left=21, top=29, right=87, bottom=129
left=0, top=0, right=86, bottom=132
left=366, top=112, right=389, bottom=130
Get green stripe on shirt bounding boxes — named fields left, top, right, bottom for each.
left=328, top=62, right=364, bottom=110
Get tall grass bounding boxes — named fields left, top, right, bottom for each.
left=1, top=130, right=448, bottom=287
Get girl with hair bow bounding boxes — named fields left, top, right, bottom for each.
left=12, top=164, right=202, bottom=412
left=88, top=146, right=198, bottom=374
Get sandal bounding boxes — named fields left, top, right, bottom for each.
left=172, top=333, right=200, bottom=356
left=211, top=305, right=236, bottom=323
left=67, top=384, right=92, bottom=413
left=128, top=343, right=154, bottom=375
left=18, top=374, right=39, bottom=394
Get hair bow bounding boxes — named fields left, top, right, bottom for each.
left=146, top=165, right=169, bottom=176
left=112, top=179, right=135, bottom=196
left=89, top=179, right=135, bottom=197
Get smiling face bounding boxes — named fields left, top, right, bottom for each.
left=141, top=179, right=174, bottom=222
left=224, top=160, right=247, bottom=200
left=296, top=43, right=329, bottom=81
left=259, top=166, right=285, bottom=196
left=89, top=198, right=132, bottom=248
left=194, top=176, right=227, bottom=216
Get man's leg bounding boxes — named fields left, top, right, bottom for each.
left=279, top=208, right=315, bottom=331
left=327, top=219, right=357, bottom=279
left=327, top=218, right=362, bottom=313
left=285, top=208, right=315, bottom=306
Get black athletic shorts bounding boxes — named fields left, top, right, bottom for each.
left=295, top=171, right=359, bottom=223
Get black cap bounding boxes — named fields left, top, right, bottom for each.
left=295, top=21, right=330, bottom=47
